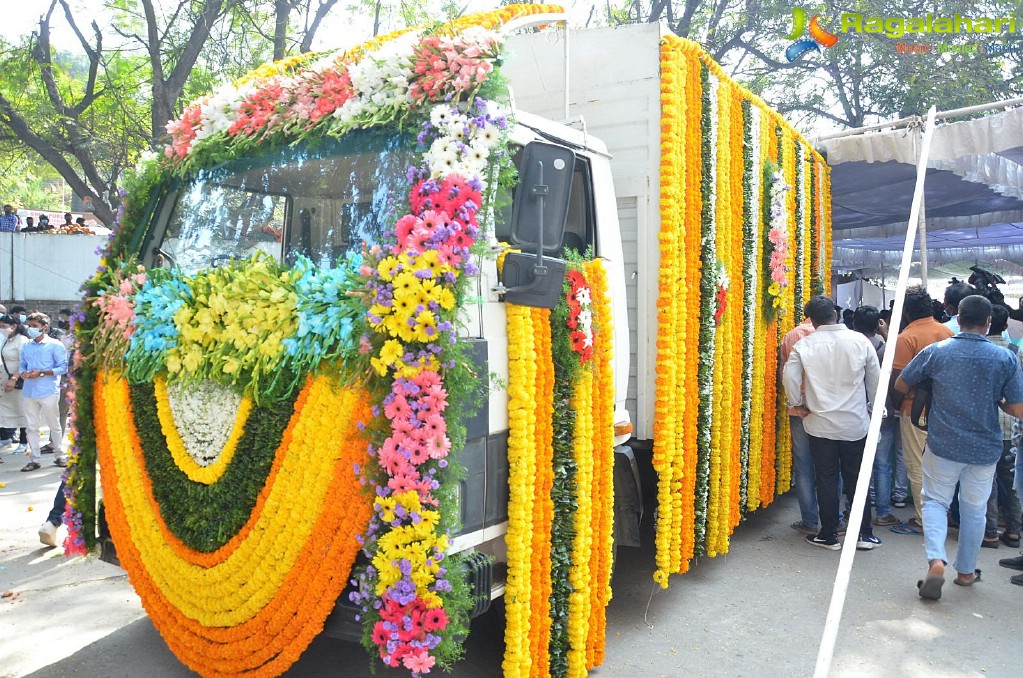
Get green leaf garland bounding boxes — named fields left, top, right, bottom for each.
left=128, top=379, right=299, bottom=552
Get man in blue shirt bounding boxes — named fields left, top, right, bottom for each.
left=896, top=295, right=1023, bottom=599
left=0, top=204, right=19, bottom=232
left=18, top=312, right=68, bottom=471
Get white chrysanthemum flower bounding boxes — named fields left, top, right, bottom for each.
left=475, top=124, right=501, bottom=148
left=430, top=106, right=455, bottom=128
left=430, top=157, right=456, bottom=177
left=466, top=145, right=489, bottom=165
left=575, top=288, right=592, bottom=305
left=167, top=380, right=242, bottom=466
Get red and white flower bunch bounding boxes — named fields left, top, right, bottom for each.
left=164, top=27, right=504, bottom=163
left=566, top=269, right=594, bottom=364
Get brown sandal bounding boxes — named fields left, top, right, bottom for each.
left=20, top=461, right=40, bottom=472
left=953, top=569, right=982, bottom=586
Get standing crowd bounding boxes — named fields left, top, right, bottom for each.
left=0, top=303, right=76, bottom=547
left=782, top=281, right=1023, bottom=598
left=0, top=204, right=97, bottom=234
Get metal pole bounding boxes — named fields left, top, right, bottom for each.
left=813, top=106, right=938, bottom=678
left=814, top=96, right=1023, bottom=143
left=918, top=192, right=928, bottom=284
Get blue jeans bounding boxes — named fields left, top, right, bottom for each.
left=790, top=415, right=819, bottom=528
left=1017, top=443, right=1023, bottom=499
left=921, top=446, right=996, bottom=576
left=47, top=480, right=67, bottom=527
left=895, top=435, right=909, bottom=502
left=871, top=417, right=898, bottom=517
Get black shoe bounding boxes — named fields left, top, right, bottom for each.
left=806, top=534, right=841, bottom=550
left=982, top=537, right=1001, bottom=549
left=999, top=555, right=1023, bottom=571
left=892, top=498, right=907, bottom=508
left=1012, top=574, right=1023, bottom=587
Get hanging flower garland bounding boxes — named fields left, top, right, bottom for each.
left=737, top=99, right=760, bottom=515
left=793, top=143, right=807, bottom=310
left=652, top=35, right=692, bottom=586
left=349, top=97, right=511, bottom=675
left=763, top=161, right=792, bottom=320
left=582, top=259, right=614, bottom=669
left=505, top=260, right=615, bottom=678
left=503, top=302, right=546, bottom=678
left=693, top=61, right=718, bottom=557
left=649, top=35, right=831, bottom=586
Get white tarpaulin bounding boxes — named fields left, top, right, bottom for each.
left=819, top=102, right=1023, bottom=279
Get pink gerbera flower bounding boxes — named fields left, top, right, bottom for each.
left=403, top=650, right=436, bottom=673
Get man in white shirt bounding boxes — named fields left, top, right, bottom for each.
left=783, top=295, right=883, bottom=551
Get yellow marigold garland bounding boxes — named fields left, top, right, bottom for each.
left=153, top=375, right=254, bottom=485
left=652, top=35, right=831, bottom=584
left=567, top=368, right=595, bottom=677
left=706, top=72, right=727, bottom=558
left=504, top=303, right=541, bottom=678
left=583, top=259, right=614, bottom=669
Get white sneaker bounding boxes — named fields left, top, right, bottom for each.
left=38, top=521, right=59, bottom=548
left=13, top=443, right=27, bottom=454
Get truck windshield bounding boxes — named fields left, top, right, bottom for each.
left=154, top=129, right=418, bottom=273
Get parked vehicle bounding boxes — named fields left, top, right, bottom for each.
left=69, top=6, right=829, bottom=676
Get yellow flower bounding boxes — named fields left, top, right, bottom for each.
left=377, top=256, right=401, bottom=281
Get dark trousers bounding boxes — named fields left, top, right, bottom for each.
left=0, top=427, right=26, bottom=442
left=808, top=434, right=874, bottom=539
left=47, top=480, right=66, bottom=527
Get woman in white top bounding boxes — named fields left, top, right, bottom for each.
left=0, top=314, right=30, bottom=456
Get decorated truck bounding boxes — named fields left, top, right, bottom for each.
left=64, top=5, right=831, bottom=677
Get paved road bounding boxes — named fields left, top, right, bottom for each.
left=2, top=449, right=1021, bottom=677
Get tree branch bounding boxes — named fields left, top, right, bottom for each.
left=300, top=0, right=340, bottom=53
left=0, top=92, right=115, bottom=224
left=56, top=0, right=103, bottom=116
left=32, top=1, right=72, bottom=118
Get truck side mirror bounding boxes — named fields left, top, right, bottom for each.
left=501, top=141, right=574, bottom=309
left=508, top=141, right=574, bottom=254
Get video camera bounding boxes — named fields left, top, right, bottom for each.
left=965, top=266, right=1006, bottom=307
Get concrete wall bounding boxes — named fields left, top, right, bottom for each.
left=0, top=232, right=105, bottom=303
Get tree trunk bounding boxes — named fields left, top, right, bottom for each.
left=273, top=0, right=290, bottom=60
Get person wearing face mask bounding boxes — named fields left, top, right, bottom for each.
left=9, top=305, right=29, bottom=326
left=18, top=312, right=68, bottom=471
left=0, top=315, right=30, bottom=458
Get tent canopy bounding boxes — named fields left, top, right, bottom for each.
left=820, top=104, right=1023, bottom=280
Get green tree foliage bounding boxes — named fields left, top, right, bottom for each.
left=0, top=0, right=344, bottom=225
left=605, top=0, right=1022, bottom=131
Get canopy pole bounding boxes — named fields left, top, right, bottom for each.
left=918, top=192, right=928, bottom=283
left=814, top=96, right=1023, bottom=143
left=812, top=105, right=937, bottom=678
